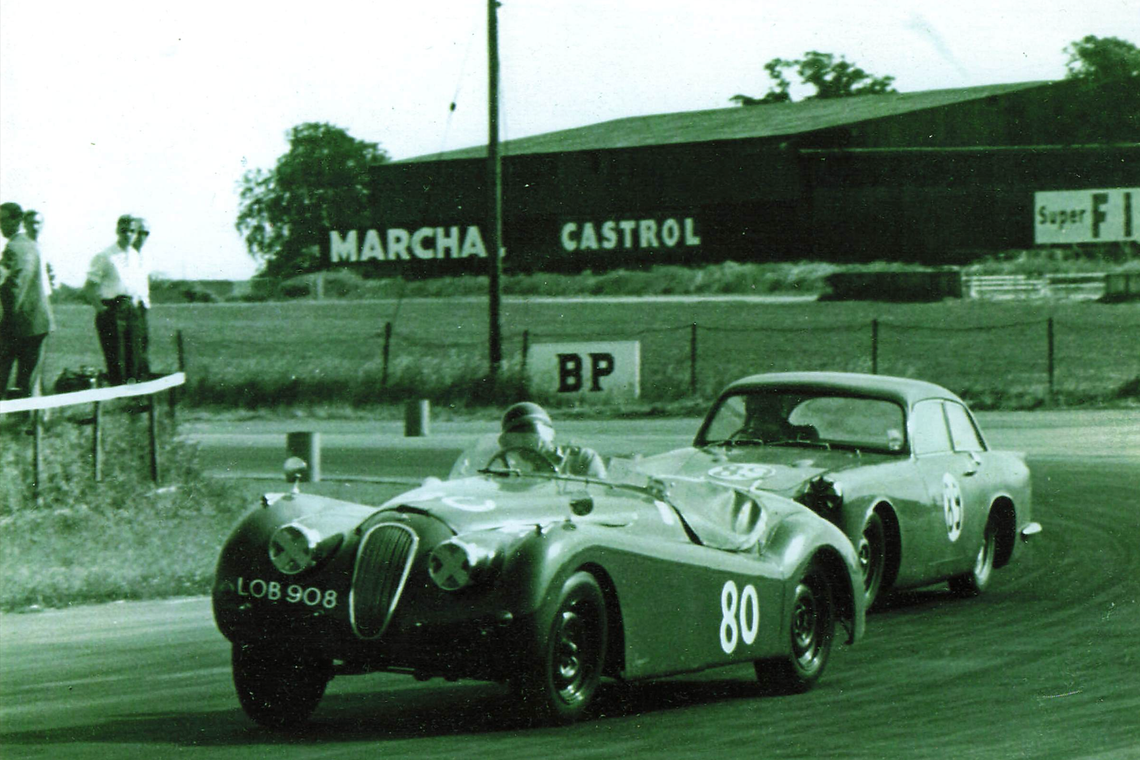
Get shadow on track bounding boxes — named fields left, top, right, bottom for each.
left=0, top=671, right=805, bottom=750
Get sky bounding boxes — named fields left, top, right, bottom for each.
left=2, top=0, right=1138, bottom=286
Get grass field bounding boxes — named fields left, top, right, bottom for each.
left=40, top=297, right=1140, bottom=411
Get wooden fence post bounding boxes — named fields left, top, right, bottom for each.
left=169, top=330, right=186, bottom=423
left=381, top=322, right=393, bottom=387
left=93, top=401, right=103, bottom=482
left=1047, top=317, right=1055, bottom=405
left=148, top=394, right=160, bottom=483
left=690, top=322, right=698, bottom=395
left=32, top=410, right=43, bottom=500
left=871, top=319, right=880, bottom=375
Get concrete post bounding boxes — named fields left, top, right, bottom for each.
left=405, top=399, right=430, bottom=437
left=286, top=431, right=321, bottom=482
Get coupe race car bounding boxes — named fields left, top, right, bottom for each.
left=637, top=372, right=1041, bottom=610
left=212, top=436, right=865, bottom=728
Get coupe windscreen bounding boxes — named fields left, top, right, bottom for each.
left=699, top=391, right=907, bottom=454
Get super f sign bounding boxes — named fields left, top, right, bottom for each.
left=528, top=342, right=640, bottom=401
left=1035, top=188, right=1138, bottom=244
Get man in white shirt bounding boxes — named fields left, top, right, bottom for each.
left=83, top=214, right=150, bottom=384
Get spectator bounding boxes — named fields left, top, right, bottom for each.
left=83, top=215, right=150, bottom=384
left=0, top=201, right=56, bottom=399
left=22, top=209, right=53, bottom=301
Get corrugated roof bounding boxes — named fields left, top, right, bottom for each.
left=400, top=81, right=1052, bottom=163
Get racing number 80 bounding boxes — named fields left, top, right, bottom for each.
left=719, top=580, right=759, bottom=654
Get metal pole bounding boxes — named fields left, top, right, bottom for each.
left=871, top=319, right=880, bottom=375
left=382, top=321, right=392, bottom=387
left=486, top=0, right=503, bottom=376
left=521, top=328, right=530, bottom=374
left=690, top=322, right=698, bottom=395
left=93, top=401, right=103, bottom=482
left=1047, top=317, right=1055, bottom=405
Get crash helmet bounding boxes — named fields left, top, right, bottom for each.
left=500, top=402, right=553, bottom=434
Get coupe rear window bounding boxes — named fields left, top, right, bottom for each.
left=699, top=391, right=907, bottom=453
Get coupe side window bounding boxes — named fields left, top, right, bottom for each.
left=945, top=403, right=985, bottom=453
left=910, top=400, right=952, bottom=456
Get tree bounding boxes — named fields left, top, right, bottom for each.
left=732, top=51, right=896, bottom=106
left=237, top=123, right=389, bottom=278
left=1064, top=35, right=1140, bottom=82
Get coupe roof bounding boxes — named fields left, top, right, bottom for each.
left=723, top=372, right=963, bottom=406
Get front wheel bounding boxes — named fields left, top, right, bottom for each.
left=232, top=643, right=332, bottom=729
left=516, top=571, right=608, bottom=725
left=755, top=562, right=834, bottom=694
left=949, top=514, right=997, bottom=597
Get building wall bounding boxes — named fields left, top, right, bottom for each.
left=331, top=80, right=1138, bottom=276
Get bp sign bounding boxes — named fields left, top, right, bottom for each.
left=527, top=341, right=640, bottom=401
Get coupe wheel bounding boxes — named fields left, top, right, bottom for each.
left=517, top=571, right=607, bottom=725
left=232, top=643, right=332, bottom=729
left=949, top=514, right=997, bottom=597
left=858, top=512, right=887, bottom=609
left=755, top=562, right=834, bottom=694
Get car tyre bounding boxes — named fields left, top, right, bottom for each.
left=858, top=512, right=887, bottom=610
left=949, top=513, right=997, bottom=597
left=517, top=571, right=608, bottom=725
left=232, top=643, right=332, bottom=729
left=755, top=562, right=834, bottom=694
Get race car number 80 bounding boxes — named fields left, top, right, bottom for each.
left=720, top=580, right=759, bottom=654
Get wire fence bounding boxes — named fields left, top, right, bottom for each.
left=39, top=303, right=1140, bottom=408
left=371, top=315, right=1137, bottom=404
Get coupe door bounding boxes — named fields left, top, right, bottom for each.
left=909, top=399, right=977, bottom=577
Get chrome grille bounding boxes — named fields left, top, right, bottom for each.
left=350, top=523, right=418, bottom=640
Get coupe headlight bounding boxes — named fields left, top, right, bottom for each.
left=428, top=539, right=496, bottom=592
left=800, top=476, right=844, bottom=512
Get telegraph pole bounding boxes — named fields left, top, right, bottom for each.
left=486, top=0, right=504, bottom=376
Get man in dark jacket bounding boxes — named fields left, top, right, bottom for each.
left=1, top=202, right=56, bottom=399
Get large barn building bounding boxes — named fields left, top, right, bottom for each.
left=327, top=78, right=1139, bottom=277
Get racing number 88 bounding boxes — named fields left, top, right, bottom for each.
left=719, top=580, right=759, bottom=654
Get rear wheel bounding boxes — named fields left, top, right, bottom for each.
left=517, top=571, right=608, bottom=725
left=232, top=643, right=332, bottom=729
left=858, top=512, right=887, bottom=609
left=755, top=562, right=834, bottom=694
left=950, top=514, right=997, bottom=597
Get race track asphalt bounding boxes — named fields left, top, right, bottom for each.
left=1, top=412, right=1137, bottom=759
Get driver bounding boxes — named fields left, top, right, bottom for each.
left=497, top=402, right=607, bottom=479
left=738, top=393, right=799, bottom=441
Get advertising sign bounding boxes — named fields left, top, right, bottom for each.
left=1034, top=188, right=1137, bottom=244
left=527, top=341, right=640, bottom=401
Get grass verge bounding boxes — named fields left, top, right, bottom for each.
left=0, top=413, right=411, bottom=612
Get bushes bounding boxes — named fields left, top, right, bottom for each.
left=0, top=412, right=248, bottom=609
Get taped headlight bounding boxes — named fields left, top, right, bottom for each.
left=428, top=539, right=495, bottom=592
left=268, top=523, right=341, bottom=575
left=800, top=476, right=844, bottom=512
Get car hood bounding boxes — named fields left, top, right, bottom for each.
left=374, top=474, right=647, bottom=535
left=637, top=445, right=900, bottom=497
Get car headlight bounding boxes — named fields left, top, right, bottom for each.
left=799, top=476, right=844, bottom=512
left=268, top=522, right=341, bottom=575
left=428, top=539, right=496, bottom=592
